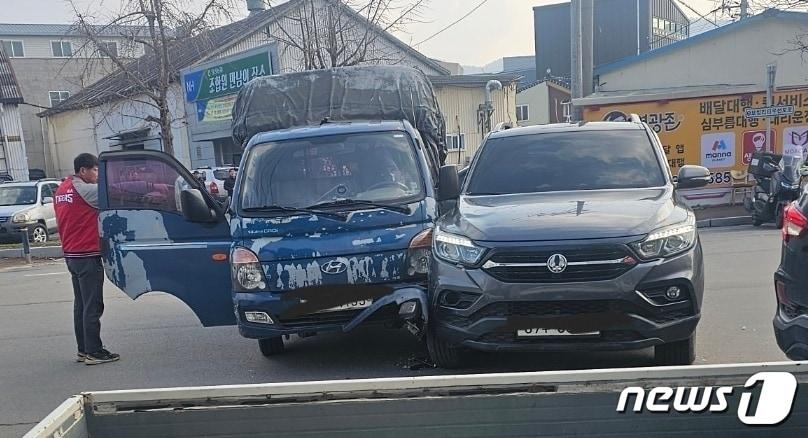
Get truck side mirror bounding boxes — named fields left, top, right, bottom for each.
left=438, top=165, right=460, bottom=201
left=677, top=165, right=711, bottom=189
left=181, top=189, right=217, bottom=223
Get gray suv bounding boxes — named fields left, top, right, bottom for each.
left=429, top=119, right=712, bottom=368
left=0, top=180, right=61, bottom=243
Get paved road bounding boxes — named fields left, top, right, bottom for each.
left=0, top=226, right=788, bottom=436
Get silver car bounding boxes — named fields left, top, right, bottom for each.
left=0, top=179, right=60, bottom=243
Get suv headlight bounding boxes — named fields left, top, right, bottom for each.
left=11, top=212, right=31, bottom=223
left=433, top=228, right=485, bottom=266
left=631, top=217, right=696, bottom=260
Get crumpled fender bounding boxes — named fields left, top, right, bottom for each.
left=343, top=286, right=428, bottom=332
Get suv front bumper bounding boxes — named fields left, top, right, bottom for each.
left=430, top=242, right=704, bottom=353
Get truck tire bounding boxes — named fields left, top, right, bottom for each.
left=427, top=330, right=465, bottom=369
left=654, top=335, right=695, bottom=366
left=258, top=337, right=284, bottom=357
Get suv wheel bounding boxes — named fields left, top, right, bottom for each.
left=427, top=330, right=465, bottom=369
left=655, top=335, right=695, bottom=366
left=258, top=337, right=285, bottom=357
left=30, top=224, right=48, bottom=244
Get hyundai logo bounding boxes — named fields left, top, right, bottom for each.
left=547, top=254, right=568, bottom=274
left=321, top=259, right=348, bottom=275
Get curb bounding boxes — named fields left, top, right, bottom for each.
left=0, top=246, right=64, bottom=259
left=696, top=216, right=753, bottom=229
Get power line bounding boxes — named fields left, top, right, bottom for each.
left=675, top=0, right=719, bottom=28
left=413, top=0, right=489, bottom=47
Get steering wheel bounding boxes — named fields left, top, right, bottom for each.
left=364, top=181, right=410, bottom=193
left=313, top=183, right=351, bottom=205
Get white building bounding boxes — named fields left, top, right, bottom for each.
left=0, top=24, right=145, bottom=177
left=515, top=78, right=570, bottom=127
left=0, top=43, right=27, bottom=182
left=41, top=0, right=517, bottom=176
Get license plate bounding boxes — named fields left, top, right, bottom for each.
left=319, top=299, right=373, bottom=313
left=516, top=328, right=600, bottom=337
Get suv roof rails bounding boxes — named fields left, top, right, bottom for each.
left=629, top=113, right=643, bottom=124
left=493, top=122, right=514, bottom=132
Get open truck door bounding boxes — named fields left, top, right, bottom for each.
left=98, top=150, right=236, bottom=326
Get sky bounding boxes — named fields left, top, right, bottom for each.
left=3, top=0, right=725, bottom=66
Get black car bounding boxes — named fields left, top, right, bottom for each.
left=428, top=120, right=711, bottom=368
left=774, top=193, right=808, bottom=360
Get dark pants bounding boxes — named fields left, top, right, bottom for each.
left=66, top=257, right=105, bottom=354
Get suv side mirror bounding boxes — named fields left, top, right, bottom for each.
left=180, top=189, right=216, bottom=223
left=677, top=165, right=711, bottom=189
left=438, top=165, right=460, bottom=201
left=42, top=197, right=54, bottom=205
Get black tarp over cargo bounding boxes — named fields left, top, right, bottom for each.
left=231, top=66, right=447, bottom=170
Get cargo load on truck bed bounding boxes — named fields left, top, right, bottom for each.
left=231, top=65, right=447, bottom=167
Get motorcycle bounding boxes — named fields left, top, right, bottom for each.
left=745, top=152, right=805, bottom=228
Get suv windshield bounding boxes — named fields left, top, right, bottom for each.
left=0, top=186, right=37, bottom=206
left=241, top=131, right=424, bottom=210
left=466, top=130, right=666, bottom=195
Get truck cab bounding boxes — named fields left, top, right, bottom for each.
left=97, top=120, right=438, bottom=356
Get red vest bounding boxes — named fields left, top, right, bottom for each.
left=54, top=176, right=100, bottom=257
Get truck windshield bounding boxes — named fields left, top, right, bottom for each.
left=240, top=131, right=424, bottom=210
left=0, top=186, right=37, bottom=206
left=466, top=130, right=666, bottom=195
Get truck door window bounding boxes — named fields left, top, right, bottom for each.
left=105, top=158, right=190, bottom=214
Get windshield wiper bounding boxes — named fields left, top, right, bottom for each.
left=242, top=205, right=348, bottom=221
left=308, top=199, right=411, bottom=214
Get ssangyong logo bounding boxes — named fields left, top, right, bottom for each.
left=547, top=254, right=568, bottom=274
left=616, top=372, right=797, bottom=425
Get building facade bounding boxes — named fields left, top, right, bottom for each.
left=0, top=44, right=27, bottom=181
left=0, top=24, right=144, bottom=178
left=516, top=79, right=571, bottom=127
left=533, top=0, right=689, bottom=79
left=42, top=0, right=517, bottom=176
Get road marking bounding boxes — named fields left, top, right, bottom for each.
left=24, top=272, right=66, bottom=277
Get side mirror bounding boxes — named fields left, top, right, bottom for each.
left=438, top=165, right=460, bottom=201
left=677, top=165, right=711, bottom=189
left=42, top=197, right=54, bottom=205
left=180, top=189, right=216, bottom=223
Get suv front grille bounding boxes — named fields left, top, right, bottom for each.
left=0, top=217, right=9, bottom=223
left=483, top=246, right=635, bottom=283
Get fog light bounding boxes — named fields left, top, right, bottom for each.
left=665, top=286, right=682, bottom=301
left=398, top=300, right=420, bottom=319
left=245, top=312, right=274, bottom=324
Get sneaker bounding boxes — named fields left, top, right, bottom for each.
left=85, top=349, right=120, bottom=365
left=76, top=352, right=87, bottom=363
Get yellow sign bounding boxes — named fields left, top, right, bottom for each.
left=198, top=94, right=238, bottom=123
left=583, top=89, right=808, bottom=187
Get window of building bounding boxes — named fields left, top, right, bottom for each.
left=51, top=41, right=72, bottom=57
left=2, top=40, right=24, bottom=57
left=98, top=41, right=118, bottom=58
left=516, top=105, right=530, bottom=122
left=48, top=91, right=70, bottom=107
left=446, top=133, right=466, bottom=151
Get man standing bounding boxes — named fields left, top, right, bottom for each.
left=224, top=168, right=237, bottom=200
left=54, top=153, right=120, bottom=365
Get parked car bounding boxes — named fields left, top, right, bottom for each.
left=774, top=189, right=808, bottom=360
left=28, top=168, right=48, bottom=181
left=0, top=172, right=12, bottom=183
left=193, top=166, right=236, bottom=203
left=0, top=179, right=61, bottom=243
left=428, top=119, right=712, bottom=368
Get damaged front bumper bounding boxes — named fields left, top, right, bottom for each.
left=236, top=284, right=428, bottom=339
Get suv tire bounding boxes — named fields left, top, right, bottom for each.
left=30, top=224, right=48, bottom=244
left=655, top=335, right=695, bottom=366
left=258, top=337, right=285, bottom=356
left=427, top=330, right=465, bottom=369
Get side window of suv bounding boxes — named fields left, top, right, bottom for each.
left=105, top=158, right=191, bottom=214
left=40, top=184, right=54, bottom=201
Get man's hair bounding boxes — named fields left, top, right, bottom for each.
left=74, top=153, right=99, bottom=174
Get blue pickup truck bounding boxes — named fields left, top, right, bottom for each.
left=97, top=66, right=451, bottom=356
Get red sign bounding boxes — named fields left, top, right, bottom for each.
left=742, top=130, right=776, bottom=165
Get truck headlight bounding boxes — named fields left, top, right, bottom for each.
left=433, top=228, right=485, bottom=266
left=407, top=228, right=433, bottom=276
left=11, top=212, right=30, bottom=223
left=231, top=247, right=267, bottom=291
left=631, top=217, right=696, bottom=260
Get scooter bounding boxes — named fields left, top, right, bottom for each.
left=745, top=153, right=804, bottom=228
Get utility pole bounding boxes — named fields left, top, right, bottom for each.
left=740, top=0, right=749, bottom=20
left=766, top=63, right=777, bottom=152
left=636, top=0, right=641, bottom=54
left=570, top=0, right=583, bottom=120
left=582, top=0, right=594, bottom=96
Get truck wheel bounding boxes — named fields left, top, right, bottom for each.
left=752, top=220, right=763, bottom=227
left=426, top=330, right=465, bottom=369
left=654, top=335, right=695, bottom=366
left=258, top=337, right=284, bottom=357
left=30, top=224, right=48, bottom=244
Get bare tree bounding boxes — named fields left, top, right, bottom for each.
left=709, top=0, right=808, bottom=18
left=67, top=0, right=240, bottom=157
left=267, top=0, right=428, bottom=70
